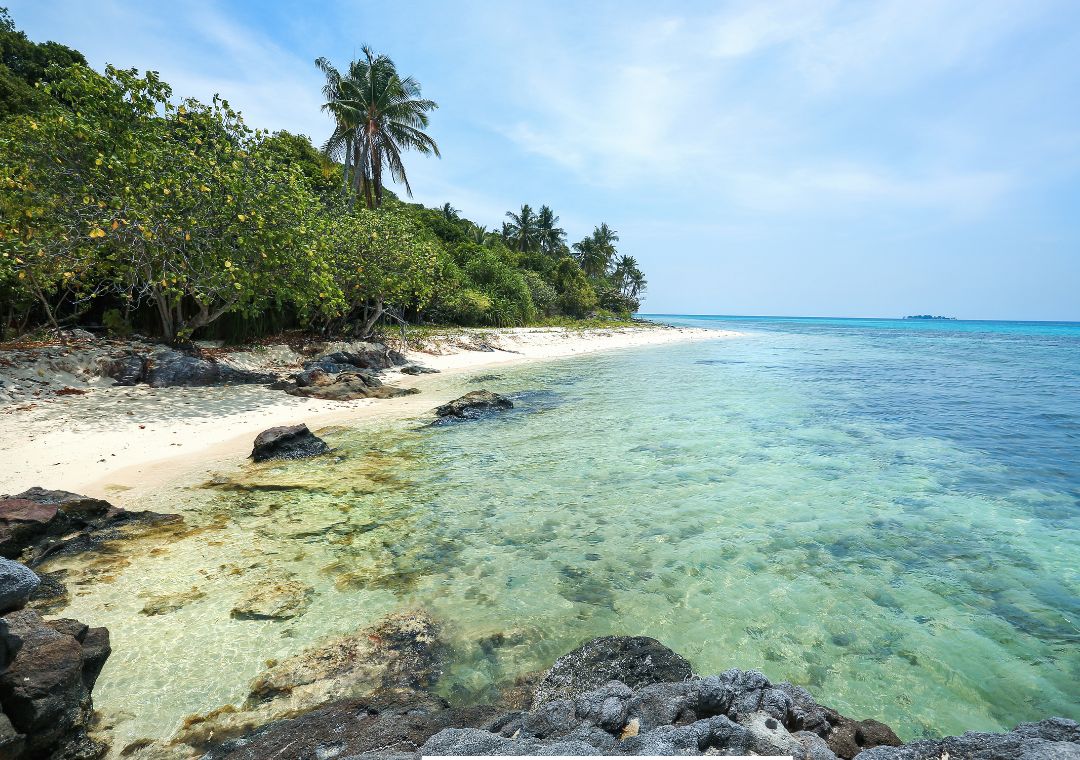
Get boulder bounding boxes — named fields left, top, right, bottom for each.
left=176, top=610, right=445, bottom=750
left=250, top=424, right=329, bottom=462
left=199, top=691, right=501, bottom=760
left=433, top=390, right=513, bottom=420
left=0, top=608, right=111, bottom=758
left=285, top=369, right=419, bottom=401
left=313, top=343, right=407, bottom=371
left=857, top=717, right=1080, bottom=759
left=401, top=364, right=440, bottom=375
left=532, top=635, right=692, bottom=705
left=145, top=348, right=221, bottom=387
left=103, top=353, right=147, bottom=386
left=0, top=560, right=39, bottom=614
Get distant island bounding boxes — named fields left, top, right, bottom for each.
left=903, top=314, right=956, bottom=320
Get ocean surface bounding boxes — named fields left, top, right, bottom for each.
left=52, top=315, right=1080, bottom=749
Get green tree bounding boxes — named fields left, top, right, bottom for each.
left=537, top=204, right=567, bottom=257
left=315, top=47, right=440, bottom=209
left=553, top=258, right=597, bottom=317
left=573, top=223, right=619, bottom=277
left=0, top=8, right=85, bottom=118
left=504, top=203, right=540, bottom=253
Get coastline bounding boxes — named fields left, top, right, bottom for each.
left=0, top=325, right=732, bottom=505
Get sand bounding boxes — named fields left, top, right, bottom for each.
left=1, top=326, right=735, bottom=506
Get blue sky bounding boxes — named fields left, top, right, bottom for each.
left=10, top=0, right=1080, bottom=319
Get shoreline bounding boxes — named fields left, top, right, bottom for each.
left=1, top=325, right=734, bottom=505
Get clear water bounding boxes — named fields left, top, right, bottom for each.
left=51, top=316, right=1080, bottom=750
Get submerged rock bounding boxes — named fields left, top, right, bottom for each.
left=175, top=609, right=444, bottom=750
left=0, top=608, right=111, bottom=758
left=433, top=390, right=513, bottom=420
left=250, top=424, right=329, bottom=462
left=532, top=635, right=693, bottom=705
left=0, top=560, right=39, bottom=614
left=230, top=579, right=312, bottom=621
left=285, top=369, right=419, bottom=401
left=140, top=587, right=206, bottom=617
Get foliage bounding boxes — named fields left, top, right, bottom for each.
left=316, top=47, right=439, bottom=209
left=552, top=258, right=598, bottom=318
left=0, top=8, right=85, bottom=118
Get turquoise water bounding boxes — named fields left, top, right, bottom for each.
left=54, top=316, right=1080, bottom=748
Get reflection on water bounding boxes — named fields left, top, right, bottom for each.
left=50, top=319, right=1080, bottom=750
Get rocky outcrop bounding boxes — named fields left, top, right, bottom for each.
left=858, top=718, right=1080, bottom=758
left=173, top=610, right=444, bottom=751
left=198, top=691, right=500, bottom=760
left=284, top=369, right=419, bottom=401
left=401, top=364, right=439, bottom=375
left=143, top=349, right=273, bottom=388
left=0, top=561, right=39, bottom=615
left=311, top=343, right=407, bottom=371
left=0, top=488, right=181, bottom=565
left=0, top=608, right=111, bottom=758
left=532, top=636, right=693, bottom=707
left=250, top=424, right=329, bottom=462
left=433, top=390, right=513, bottom=420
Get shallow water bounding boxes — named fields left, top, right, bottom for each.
left=52, top=316, right=1080, bottom=749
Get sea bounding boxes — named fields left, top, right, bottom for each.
left=50, top=314, right=1080, bottom=748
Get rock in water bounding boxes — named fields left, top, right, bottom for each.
left=0, top=609, right=111, bottom=758
left=857, top=717, right=1080, bottom=759
left=433, top=390, right=513, bottom=420
left=532, top=635, right=693, bottom=705
left=250, top=424, right=329, bottom=462
left=0, top=560, right=39, bottom=614
left=230, top=579, right=312, bottom=620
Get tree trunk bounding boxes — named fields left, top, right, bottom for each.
left=153, top=290, right=175, bottom=340
left=360, top=298, right=384, bottom=337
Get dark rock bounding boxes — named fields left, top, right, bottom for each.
left=821, top=706, right=903, bottom=759
left=532, top=636, right=692, bottom=705
left=286, top=370, right=419, bottom=401
left=145, top=348, right=221, bottom=387
left=858, top=717, right=1080, bottom=759
left=0, top=608, right=111, bottom=758
left=0, top=560, right=39, bottom=614
left=401, top=364, right=439, bottom=375
left=103, top=353, right=146, bottom=386
left=433, top=390, right=513, bottom=420
left=202, top=691, right=502, bottom=760
left=250, top=424, right=329, bottom=462
left=0, top=488, right=182, bottom=577
left=314, top=343, right=407, bottom=371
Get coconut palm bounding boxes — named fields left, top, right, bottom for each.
left=573, top=223, right=619, bottom=277
left=316, top=47, right=440, bottom=208
left=442, top=202, right=459, bottom=221
left=504, top=204, right=540, bottom=253
left=613, top=254, right=639, bottom=294
left=467, top=223, right=488, bottom=245
left=537, top=205, right=566, bottom=257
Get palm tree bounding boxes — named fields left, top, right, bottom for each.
left=315, top=47, right=440, bottom=208
left=467, top=223, right=488, bottom=245
left=504, top=204, right=540, bottom=253
left=613, top=254, right=639, bottom=294
left=537, top=205, right=566, bottom=257
left=627, top=268, right=647, bottom=298
left=573, top=223, right=619, bottom=277
left=442, top=202, right=459, bottom=221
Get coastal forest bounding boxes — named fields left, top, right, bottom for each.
left=0, top=10, right=647, bottom=342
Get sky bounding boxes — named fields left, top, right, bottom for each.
left=9, top=0, right=1080, bottom=320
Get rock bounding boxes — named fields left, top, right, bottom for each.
left=176, top=610, right=445, bottom=750
left=857, top=717, right=1080, bottom=759
left=0, top=608, right=111, bottom=758
left=820, top=705, right=902, bottom=759
left=145, top=348, right=221, bottom=387
left=103, top=353, right=147, bottom=386
left=230, top=579, right=312, bottom=621
left=313, top=343, right=407, bottom=371
left=401, top=364, right=439, bottom=375
left=0, top=560, right=39, bottom=614
left=433, top=390, right=513, bottom=420
left=285, top=370, right=419, bottom=401
left=200, top=691, right=501, bottom=760
left=532, top=635, right=692, bottom=705
left=140, top=587, right=206, bottom=616
left=250, top=424, right=329, bottom=462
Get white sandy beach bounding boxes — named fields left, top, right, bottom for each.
left=1, top=326, right=734, bottom=506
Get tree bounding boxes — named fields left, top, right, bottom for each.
left=573, top=223, right=619, bottom=277
left=553, top=258, right=597, bottom=317
left=537, top=205, right=567, bottom=257
left=504, top=203, right=540, bottom=253
left=0, top=8, right=85, bottom=118
left=315, top=47, right=440, bottom=209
